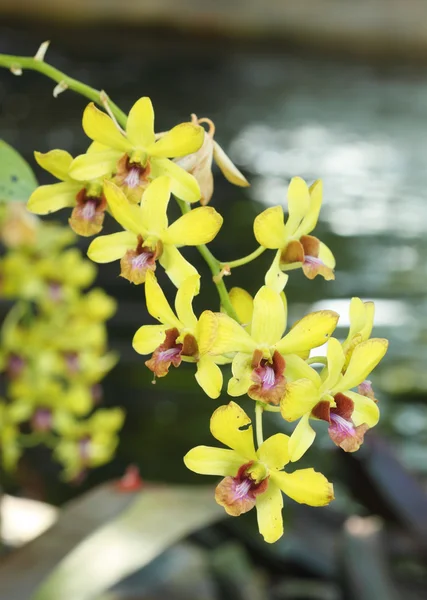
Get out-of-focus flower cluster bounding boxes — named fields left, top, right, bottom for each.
left=0, top=204, right=123, bottom=481
left=22, top=88, right=388, bottom=544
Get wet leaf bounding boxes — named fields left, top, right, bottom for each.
left=0, top=140, right=38, bottom=203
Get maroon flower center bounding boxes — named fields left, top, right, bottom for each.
left=248, top=350, right=286, bottom=405
left=215, top=461, right=269, bottom=516
left=145, top=327, right=199, bottom=378
left=7, top=353, right=25, bottom=378
left=48, top=280, right=63, bottom=302
left=32, top=408, right=52, bottom=432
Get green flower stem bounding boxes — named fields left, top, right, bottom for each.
left=175, top=197, right=239, bottom=321
left=307, top=356, right=327, bottom=366
left=0, top=53, right=128, bottom=128
left=255, top=402, right=264, bottom=448
left=219, top=246, right=266, bottom=269
left=262, top=404, right=281, bottom=413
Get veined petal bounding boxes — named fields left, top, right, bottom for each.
left=145, top=270, right=182, bottom=328
left=82, top=103, right=131, bottom=152
left=159, top=245, right=199, bottom=288
left=213, top=140, right=249, bottom=187
left=298, top=179, right=323, bottom=236
left=184, top=446, right=243, bottom=476
left=208, top=313, right=256, bottom=355
left=126, top=97, right=155, bottom=148
left=254, top=206, right=285, bottom=249
left=150, top=157, right=201, bottom=203
left=148, top=123, right=204, bottom=158
left=273, top=468, right=334, bottom=506
left=284, top=354, right=321, bottom=385
left=27, top=182, right=79, bottom=215
left=280, top=378, right=320, bottom=422
left=251, top=286, right=286, bottom=346
left=210, top=401, right=256, bottom=459
left=255, top=481, right=283, bottom=544
left=68, top=149, right=121, bottom=181
left=229, top=287, right=253, bottom=328
left=275, top=310, right=339, bottom=355
left=132, top=324, right=168, bottom=355
left=334, top=339, right=388, bottom=393
left=163, top=207, right=223, bottom=246
left=344, top=390, right=380, bottom=428
left=34, top=149, right=73, bottom=181
left=288, top=413, right=316, bottom=462
left=321, top=338, right=346, bottom=392
left=285, top=177, right=310, bottom=235
left=175, top=274, right=200, bottom=329
left=195, top=356, right=223, bottom=399
left=140, top=176, right=170, bottom=234
left=87, top=231, right=136, bottom=263
left=257, top=433, right=290, bottom=471
left=104, top=180, right=145, bottom=234
left=265, top=250, right=289, bottom=293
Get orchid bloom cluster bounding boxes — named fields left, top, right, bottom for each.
left=0, top=204, right=124, bottom=481
left=0, top=43, right=388, bottom=543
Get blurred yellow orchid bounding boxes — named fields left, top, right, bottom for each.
left=28, top=147, right=109, bottom=237
left=175, top=115, right=249, bottom=205
left=204, top=285, right=338, bottom=405
left=184, top=401, right=334, bottom=543
left=0, top=399, right=23, bottom=471
left=88, top=177, right=223, bottom=287
left=253, top=178, right=335, bottom=291
left=69, top=97, right=204, bottom=203
left=281, top=336, right=388, bottom=461
left=133, top=271, right=223, bottom=398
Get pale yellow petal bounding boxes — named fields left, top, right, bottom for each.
left=257, top=433, right=290, bottom=471
left=298, top=179, right=323, bottom=236
left=174, top=274, right=200, bottom=329
left=34, top=149, right=73, bottom=181
left=87, top=231, right=136, bottom=263
left=140, top=175, right=170, bottom=234
left=195, top=356, right=223, bottom=399
left=255, top=481, right=283, bottom=543
left=196, top=310, right=219, bottom=355
left=227, top=353, right=252, bottom=396
left=285, top=177, right=310, bottom=235
left=27, top=182, right=79, bottom=215
left=132, top=324, right=167, bottom=355
left=69, top=150, right=121, bottom=181
left=213, top=140, right=250, bottom=187
left=82, top=102, right=131, bottom=152
left=210, top=401, right=256, bottom=459
left=318, top=242, right=336, bottom=269
left=251, top=286, right=286, bottom=346
left=145, top=270, right=182, bottom=328
left=273, top=468, right=334, bottom=506
left=158, top=245, right=199, bottom=288
left=184, top=446, right=243, bottom=476
left=344, top=390, right=380, bottom=428
left=280, top=379, right=320, bottom=422
left=208, top=313, right=256, bottom=355
left=126, top=96, right=155, bottom=148
left=335, top=338, right=388, bottom=392
left=288, top=413, right=316, bottom=462
left=275, top=310, right=339, bottom=355
left=254, top=206, right=285, bottom=249
left=348, top=297, right=368, bottom=338
left=150, top=157, right=201, bottom=203
left=104, top=180, right=145, bottom=234
left=265, top=250, right=289, bottom=293
left=163, top=207, right=223, bottom=246
left=321, top=337, right=346, bottom=392
left=229, top=287, right=253, bottom=328
left=148, top=123, right=204, bottom=158
left=360, top=302, right=375, bottom=341
left=283, top=354, right=321, bottom=385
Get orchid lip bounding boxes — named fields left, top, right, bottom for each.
left=330, top=412, right=355, bottom=436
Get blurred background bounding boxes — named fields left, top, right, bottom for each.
left=1, top=1, right=427, bottom=598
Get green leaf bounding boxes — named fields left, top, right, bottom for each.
left=0, top=140, right=38, bottom=202
left=30, top=483, right=223, bottom=600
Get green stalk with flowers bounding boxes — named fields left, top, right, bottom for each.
left=0, top=42, right=388, bottom=544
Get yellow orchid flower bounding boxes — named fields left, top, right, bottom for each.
left=28, top=146, right=109, bottom=237
left=133, top=271, right=223, bottom=398
left=174, top=114, right=249, bottom=205
left=342, top=297, right=375, bottom=365
left=68, top=97, right=204, bottom=204
left=253, top=177, right=335, bottom=291
left=281, top=336, right=388, bottom=461
left=204, top=285, right=339, bottom=406
left=88, top=177, right=223, bottom=287
left=0, top=399, right=24, bottom=470
left=184, top=401, right=334, bottom=543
